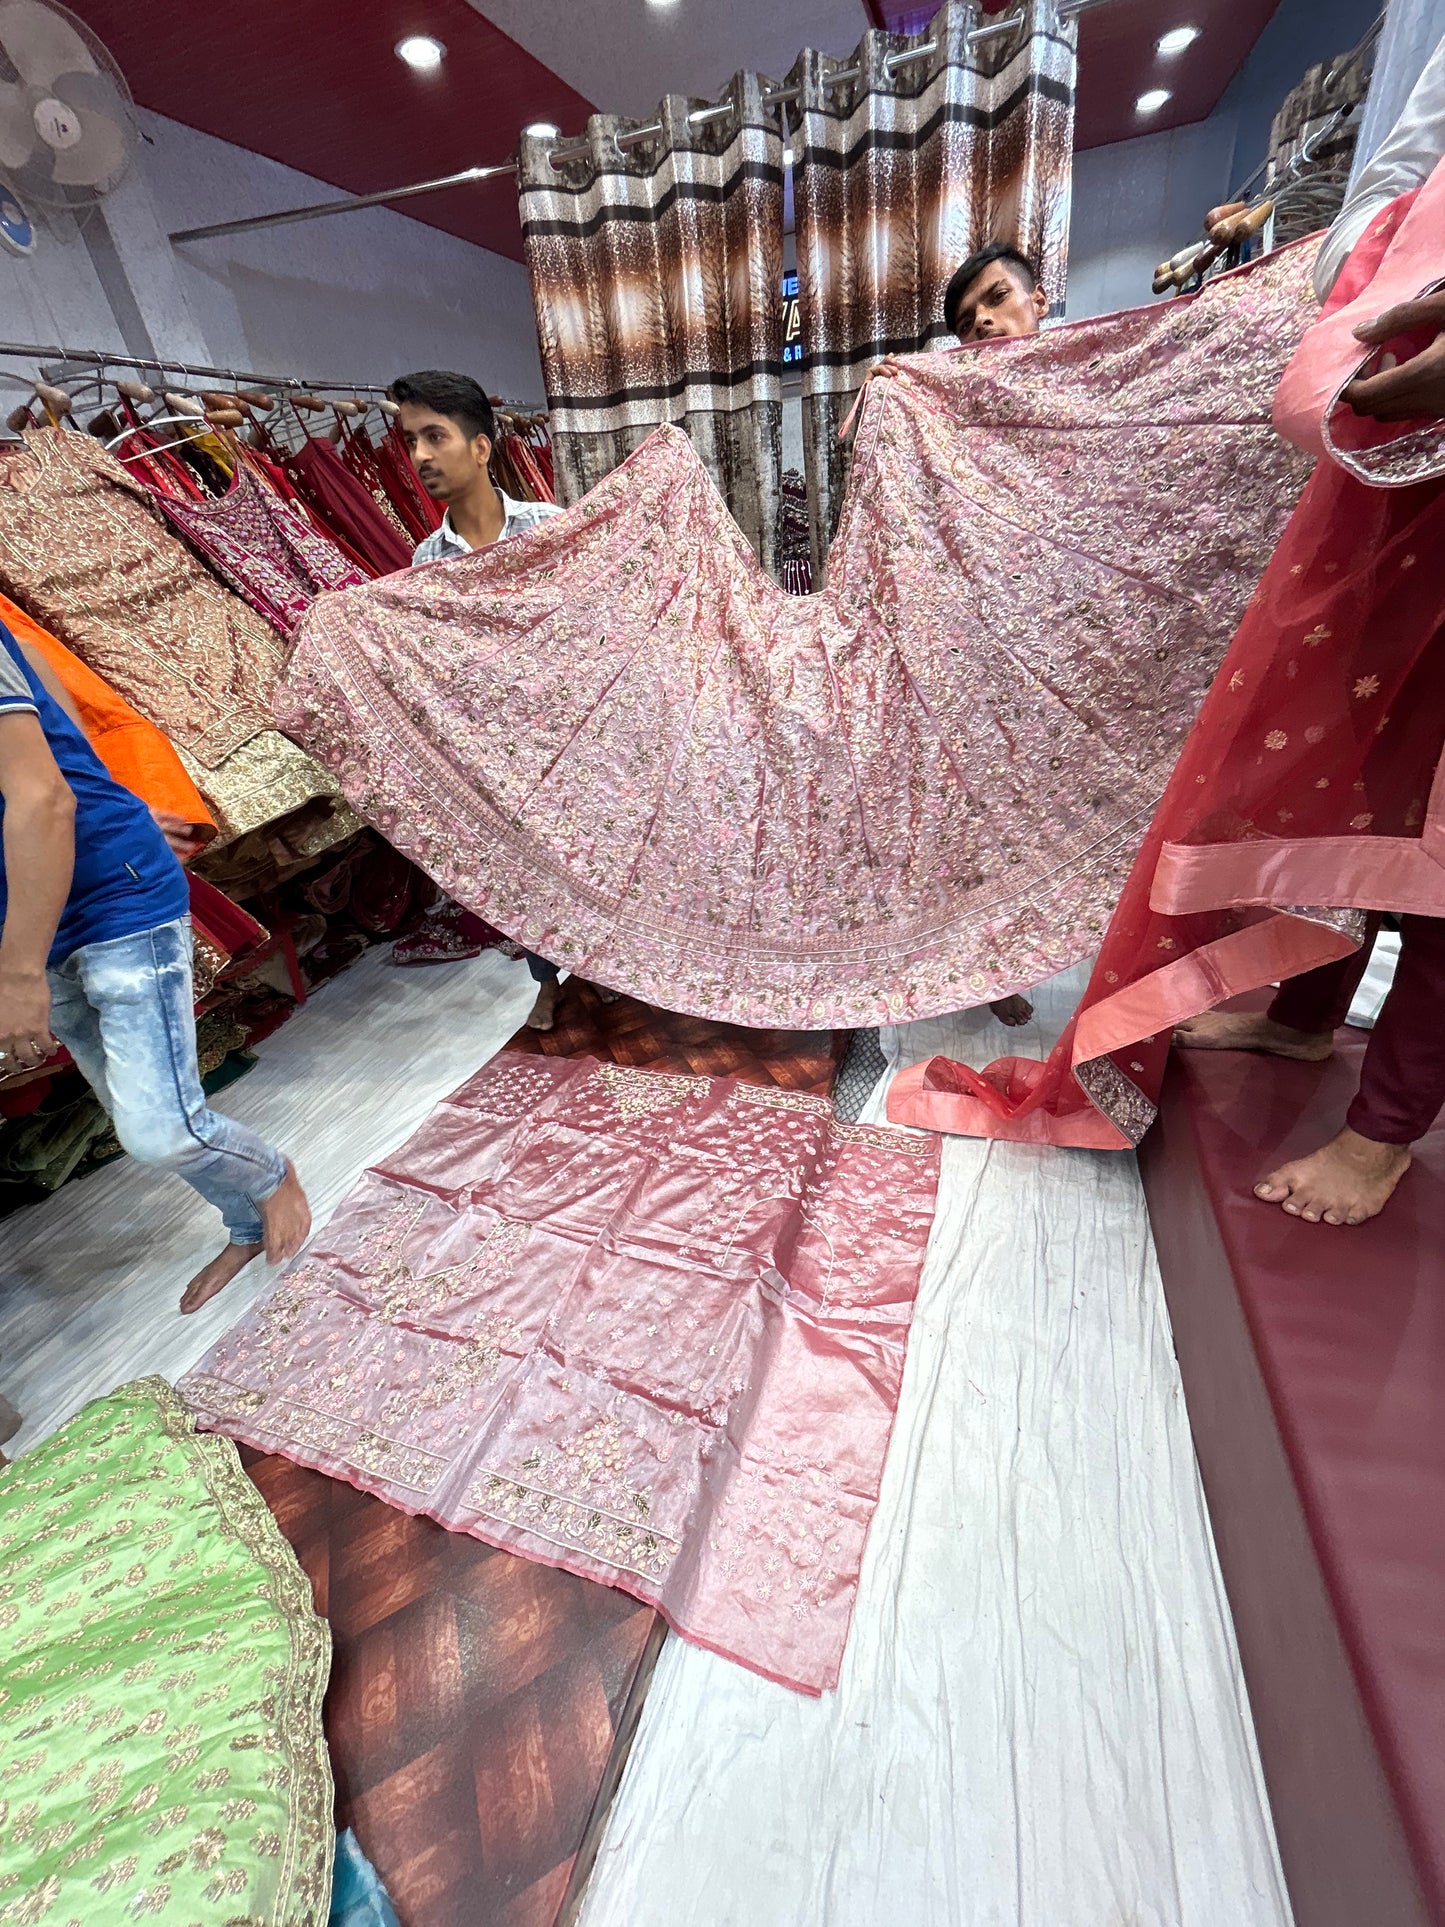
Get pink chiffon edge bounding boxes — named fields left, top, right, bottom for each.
left=190, top=1411, right=864, bottom=1699
left=886, top=911, right=1365, bottom=1148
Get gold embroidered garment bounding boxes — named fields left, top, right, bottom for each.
left=182, top=1052, right=940, bottom=1696
left=281, top=242, right=1318, bottom=1027
left=0, top=429, right=341, bottom=840
left=0, top=1378, right=333, bottom=1925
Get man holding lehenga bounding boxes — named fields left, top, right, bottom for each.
left=890, top=37, right=1445, bottom=1228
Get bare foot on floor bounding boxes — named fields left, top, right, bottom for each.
left=593, top=984, right=620, bottom=1005
left=260, top=1159, right=311, bottom=1264
left=181, top=1240, right=261, bottom=1314
left=527, top=980, right=561, bottom=1032
left=1174, top=1010, right=1334, bottom=1060
left=1254, top=1126, right=1411, bottom=1225
left=991, top=994, right=1034, bottom=1027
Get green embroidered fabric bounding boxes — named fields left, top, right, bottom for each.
left=0, top=1378, right=332, bottom=1926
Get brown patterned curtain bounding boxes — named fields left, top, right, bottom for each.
left=518, top=78, right=785, bottom=575
left=790, top=0, right=1077, bottom=579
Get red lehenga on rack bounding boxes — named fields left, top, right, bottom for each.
left=889, top=165, right=1445, bottom=1147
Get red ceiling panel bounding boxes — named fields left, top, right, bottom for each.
left=71, top=0, right=596, bottom=260
left=874, top=0, right=1283, bottom=148
left=74, top=0, right=1282, bottom=260
left=1072, top=0, right=1282, bottom=149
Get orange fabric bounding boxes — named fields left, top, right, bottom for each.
left=0, top=592, right=215, bottom=842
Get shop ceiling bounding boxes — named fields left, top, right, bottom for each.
left=80, top=0, right=1282, bottom=262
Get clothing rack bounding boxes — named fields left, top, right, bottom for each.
left=0, top=341, right=543, bottom=418
left=170, top=0, right=1117, bottom=246
left=1151, top=9, right=1385, bottom=296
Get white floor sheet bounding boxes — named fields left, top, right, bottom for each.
left=0, top=945, right=537, bottom=1455
left=579, top=966, right=1292, bottom=1927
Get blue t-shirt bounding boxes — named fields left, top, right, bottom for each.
left=0, top=621, right=189, bottom=965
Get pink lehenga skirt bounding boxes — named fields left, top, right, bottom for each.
left=277, top=242, right=1319, bottom=1029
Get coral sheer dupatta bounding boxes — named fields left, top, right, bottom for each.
left=890, top=165, right=1445, bottom=1148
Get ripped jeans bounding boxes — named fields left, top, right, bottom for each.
left=47, top=916, right=287, bottom=1246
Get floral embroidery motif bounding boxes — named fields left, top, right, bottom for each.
left=733, top=1083, right=831, bottom=1118
left=467, top=1416, right=679, bottom=1582
left=595, top=1062, right=709, bottom=1122
left=1264, top=730, right=1288, bottom=750
left=1353, top=676, right=1380, bottom=700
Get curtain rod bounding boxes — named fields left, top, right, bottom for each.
left=0, top=340, right=542, bottom=413
left=170, top=0, right=1113, bottom=247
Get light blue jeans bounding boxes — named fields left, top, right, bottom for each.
left=47, top=916, right=287, bottom=1247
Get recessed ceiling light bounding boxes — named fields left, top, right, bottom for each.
left=1157, top=26, right=1199, bottom=56
left=525, top=122, right=560, bottom=138
left=1136, top=88, right=1171, bottom=115
left=645, top=0, right=679, bottom=9
left=396, top=34, right=445, bottom=72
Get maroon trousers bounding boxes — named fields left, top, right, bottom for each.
left=1268, top=914, right=1445, bottom=1144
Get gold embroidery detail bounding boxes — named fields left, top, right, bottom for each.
left=596, top=1062, right=709, bottom=1122
left=466, top=1416, right=679, bottom=1580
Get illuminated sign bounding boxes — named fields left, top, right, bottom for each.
left=782, top=270, right=802, bottom=365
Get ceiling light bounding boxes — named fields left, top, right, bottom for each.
left=525, top=122, right=560, bottom=138
left=645, top=0, right=679, bottom=9
left=1136, top=88, right=1171, bottom=115
left=396, top=34, right=446, bottom=72
left=1157, top=26, right=1199, bottom=56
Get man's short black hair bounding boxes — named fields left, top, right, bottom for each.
left=387, top=369, right=496, bottom=444
left=943, top=244, right=1039, bottom=334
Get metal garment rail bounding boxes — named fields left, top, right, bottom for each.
left=169, top=0, right=1116, bottom=246
left=0, top=341, right=542, bottom=413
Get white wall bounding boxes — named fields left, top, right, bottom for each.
left=0, top=110, right=545, bottom=404
left=1066, top=0, right=1382, bottom=323
left=1067, top=117, right=1238, bottom=320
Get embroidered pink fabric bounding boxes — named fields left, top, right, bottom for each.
left=276, top=242, right=1319, bottom=1029
left=180, top=1051, right=940, bottom=1695
left=152, top=461, right=367, bottom=640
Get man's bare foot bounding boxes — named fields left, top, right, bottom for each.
left=991, top=994, right=1034, bottom=1028
left=1174, top=1010, right=1334, bottom=1060
left=181, top=1240, right=261, bottom=1314
left=1254, top=1126, right=1412, bottom=1225
left=527, top=980, right=561, bottom=1032
left=593, top=984, right=620, bottom=1005
left=260, top=1159, right=311, bottom=1264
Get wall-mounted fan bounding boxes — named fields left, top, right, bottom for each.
left=0, top=0, right=136, bottom=208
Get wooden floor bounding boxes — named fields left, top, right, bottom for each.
left=507, top=977, right=846, bottom=1092
left=243, top=1449, right=665, bottom=1927
left=248, top=979, right=845, bottom=1927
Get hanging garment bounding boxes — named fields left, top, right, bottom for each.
left=278, top=241, right=1317, bottom=1031
left=517, top=73, right=784, bottom=574
left=887, top=169, right=1445, bottom=1148
left=181, top=1051, right=939, bottom=1695
left=0, top=428, right=343, bottom=841
left=775, top=466, right=813, bottom=595
left=0, top=592, right=215, bottom=844
left=791, top=0, right=1076, bottom=576
left=367, top=423, right=444, bottom=540
left=0, top=1378, right=333, bottom=1924
left=148, top=458, right=368, bottom=639
left=286, top=436, right=414, bottom=576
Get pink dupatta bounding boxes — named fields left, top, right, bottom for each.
left=890, top=164, right=1445, bottom=1147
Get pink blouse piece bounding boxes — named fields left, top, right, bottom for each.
left=181, top=1052, right=940, bottom=1695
